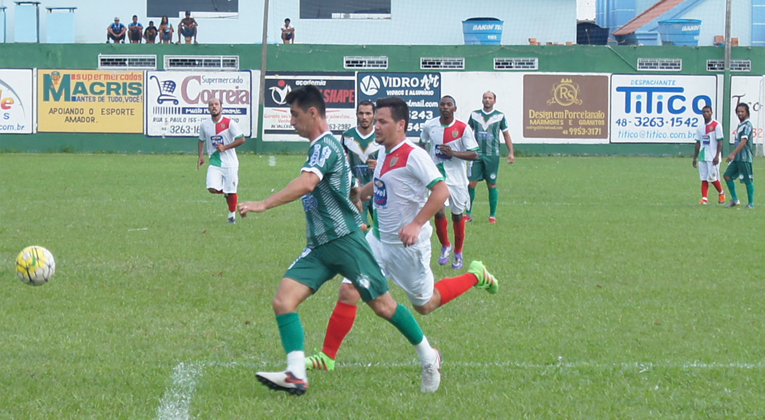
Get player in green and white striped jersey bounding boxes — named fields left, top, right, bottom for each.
left=467, top=91, right=514, bottom=223
left=724, top=102, right=755, bottom=208
left=238, top=86, right=442, bottom=395
left=342, top=100, right=383, bottom=229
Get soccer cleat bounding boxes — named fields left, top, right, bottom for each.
left=305, top=352, right=335, bottom=371
left=256, top=371, right=308, bottom=396
left=227, top=216, right=236, bottom=224
left=488, top=216, right=497, bottom=224
left=469, top=260, right=499, bottom=294
left=464, top=214, right=473, bottom=222
left=725, top=199, right=741, bottom=208
left=698, top=198, right=708, bottom=205
left=452, top=253, right=464, bottom=269
left=718, top=192, right=726, bottom=204
left=420, top=349, right=442, bottom=393
left=438, top=245, right=452, bottom=265
left=745, top=204, right=755, bottom=209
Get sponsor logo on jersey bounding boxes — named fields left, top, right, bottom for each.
left=302, top=195, right=319, bottom=212
left=211, top=135, right=223, bottom=146
left=373, top=178, right=388, bottom=207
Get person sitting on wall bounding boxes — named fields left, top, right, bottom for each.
left=128, top=15, right=143, bottom=44
left=281, top=18, right=295, bottom=44
left=107, top=17, right=127, bottom=44
left=159, top=15, right=174, bottom=44
left=177, top=11, right=198, bottom=44
left=144, top=21, right=158, bottom=44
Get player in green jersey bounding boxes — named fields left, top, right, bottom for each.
left=724, top=103, right=755, bottom=209
left=238, top=85, right=442, bottom=395
left=342, top=99, right=383, bottom=230
left=466, top=91, right=514, bottom=223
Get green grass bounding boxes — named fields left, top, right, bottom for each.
left=1, top=154, right=764, bottom=419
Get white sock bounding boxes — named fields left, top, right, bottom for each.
left=414, top=336, right=436, bottom=365
left=228, top=211, right=236, bottom=218
left=287, top=351, right=306, bottom=379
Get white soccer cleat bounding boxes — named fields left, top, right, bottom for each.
left=420, top=349, right=442, bottom=393
left=256, top=370, right=308, bottom=395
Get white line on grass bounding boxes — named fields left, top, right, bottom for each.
left=155, top=362, right=203, bottom=420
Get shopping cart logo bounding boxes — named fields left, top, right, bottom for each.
left=150, top=75, right=179, bottom=105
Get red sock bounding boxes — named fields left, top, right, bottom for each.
left=321, top=301, right=357, bottom=360
left=435, top=217, right=450, bottom=247
left=434, top=273, right=479, bottom=306
left=712, top=180, right=723, bottom=193
left=226, top=193, right=238, bottom=212
left=701, top=181, right=709, bottom=198
left=453, top=217, right=466, bottom=254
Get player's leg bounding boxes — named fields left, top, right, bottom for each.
left=467, top=159, right=484, bottom=222
left=434, top=205, right=451, bottom=265
left=448, top=186, right=470, bottom=269
left=711, top=163, right=725, bottom=203
left=485, top=156, right=500, bottom=222
left=742, top=162, right=755, bottom=208
left=724, top=163, right=742, bottom=207
left=257, top=247, right=336, bottom=395
left=206, top=165, right=225, bottom=195
left=305, top=281, right=359, bottom=371
left=222, top=166, right=239, bottom=223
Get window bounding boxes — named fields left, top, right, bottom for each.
left=301, top=0, right=391, bottom=19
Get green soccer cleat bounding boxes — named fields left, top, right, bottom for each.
left=469, top=261, right=499, bottom=294
left=305, top=351, right=335, bottom=371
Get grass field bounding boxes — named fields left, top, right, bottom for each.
left=1, top=153, right=764, bottom=419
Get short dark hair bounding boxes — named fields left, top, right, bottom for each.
left=132, top=15, right=138, bottom=19
left=702, top=105, right=712, bottom=112
left=285, top=18, right=291, bottom=22
left=285, top=85, right=326, bottom=117
left=185, top=11, right=191, bottom=15
left=441, top=95, right=456, bottom=106
left=736, top=102, right=750, bottom=117
left=376, top=97, right=409, bottom=128
left=357, top=99, right=375, bottom=113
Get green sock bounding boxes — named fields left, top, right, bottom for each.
left=386, top=303, right=424, bottom=345
left=488, top=187, right=498, bottom=217
left=467, top=187, right=475, bottom=216
left=746, top=183, right=755, bottom=205
left=276, top=312, right=304, bottom=354
left=726, top=179, right=738, bottom=201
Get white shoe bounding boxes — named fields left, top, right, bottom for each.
left=256, top=370, right=308, bottom=395
left=421, top=349, right=442, bottom=393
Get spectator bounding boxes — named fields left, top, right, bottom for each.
left=106, top=17, right=126, bottom=44
left=128, top=15, right=143, bottom=44
left=177, top=11, right=198, bottom=44
left=158, top=15, right=174, bottom=44
left=281, top=18, right=295, bottom=44
left=144, top=21, right=158, bottom=44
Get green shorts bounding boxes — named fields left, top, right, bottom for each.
left=724, top=161, right=754, bottom=185
left=284, top=230, right=388, bottom=302
left=468, top=156, right=500, bottom=185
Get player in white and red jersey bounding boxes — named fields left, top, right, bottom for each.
left=198, top=98, right=246, bottom=223
left=692, top=105, right=725, bottom=205
left=304, top=96, right=499, bottom=374
left=419, top=95, right=478, bottom=269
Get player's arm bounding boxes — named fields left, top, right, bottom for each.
left=503, top=129, right=515, bottom=164
left=439, top=145, right=478, bottom=161
left=713, top=139, right=722, bottom=165
left=692, top=141, right=700, bottom=168
left=216, top=135, right=246, bottom=152
left=197, top=138, right=205, bottom=170
left=358, top=180, right=374, bottom=202
left=727, top=135, right=748, bottom=162
left=399, top=180, right=449, bottom=246
left=239, top=171, right=320, bottom=216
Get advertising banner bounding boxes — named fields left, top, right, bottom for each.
left=611, top=75, right=716, bottom=143
left=0, top=69, right=34, bottom=134
left=729, top=76, right=764, bottom=146
left=523, top=74, right=609, bottom=140
left=263, top=72, right=355, bottom=142
left=145, top=71, right=253, bottom=137
left=38, top=70, right=144, bottom=133
left=358, top=72, right=440, bottom=137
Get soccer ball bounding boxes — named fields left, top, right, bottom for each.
left=15, top=246, right=56, bottom=286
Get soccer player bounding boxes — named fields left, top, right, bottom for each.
left=197, top=98, right=245, bottom=223
left=342, top=99, right=383, bottom=230
left=467, top=91, right=515, bottom=222
left=305, top=96, right=500, bottom=373
left=724, top=103, right=755, bottom=208
left=237, top=86, right=442, bottom=395
left=692, top=105, right=725, bottom=205
left=420, top=95, right=478, bottom=269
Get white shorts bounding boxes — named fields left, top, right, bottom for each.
left=698, top=161, right=720, bottom=182
left=445, top=183, right=470, bottom=214
left=343, top=232, right=434, bottom=306
left=206, top=165, right=239, bottom=194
